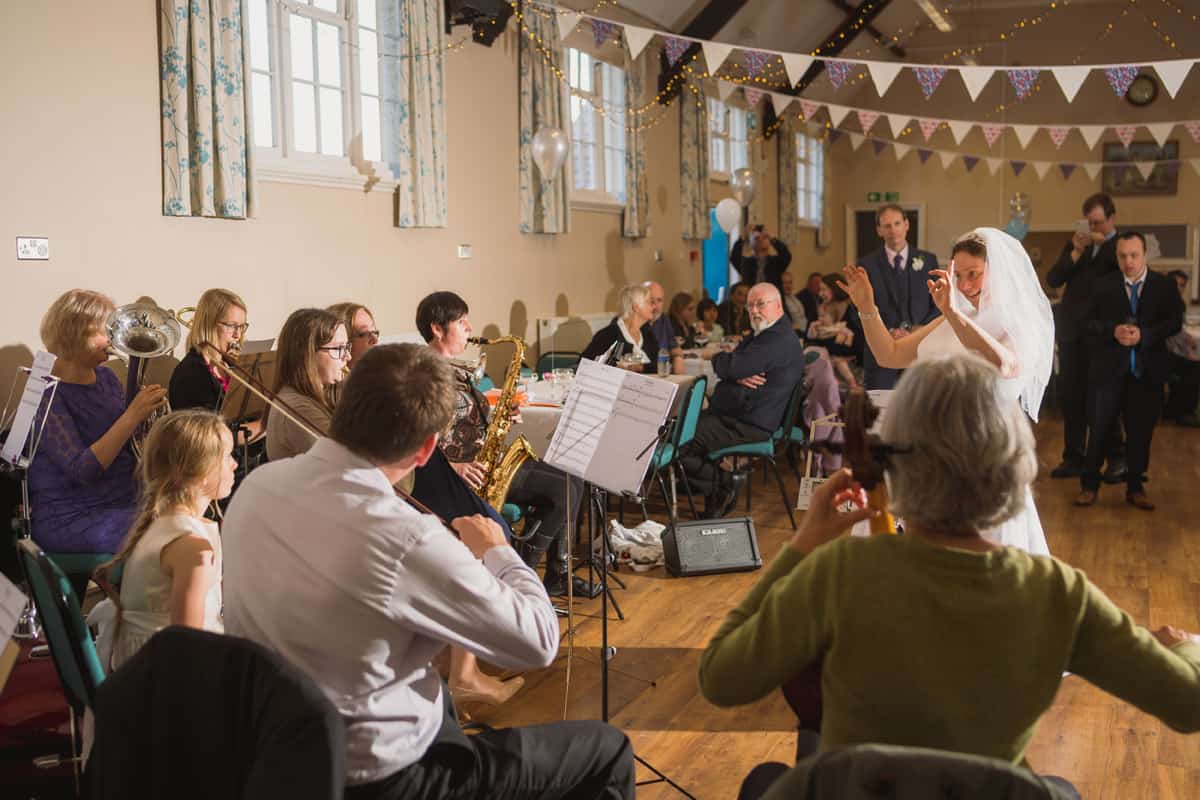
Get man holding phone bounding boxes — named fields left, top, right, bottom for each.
left=1047, top=193, right=1126, bottom=481
left=731, top=224, right=792, bottom=293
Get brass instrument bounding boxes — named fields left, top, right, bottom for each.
left=467, top=336, right=537, bottom=510
left=106, top=303, right=182, bottom=453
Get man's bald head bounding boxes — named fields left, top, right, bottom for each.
left=747, top=283, right=783, bottom=333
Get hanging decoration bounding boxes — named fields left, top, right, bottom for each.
left=799, top=99, right=820, bottom=120
left=964, top=156, right=980, bottom=172
left=1048, top=127, right=1070, bottom=148
left=917, top=148, right=933, bottom=164
left=1011, top=161, right=1027, bottom=177
left=1007, top=69, right=1040, bottom=100
left=591, top=18, right=616, bottom=46
left=871, top=139, right=888, bottom=156
left=1104, top=65, right=1140, bottom=97
left=856, top=110, right=880, bottom=134
left=1114, top=125, right=1138, bottom=146
left=914, top=66, right=947, bottom=99
left=919, top=119, right=942, bottom=142
left=1186, top=121, right=1200, bottom=143
left=744, top=87, right=765, bottom=107
left=742, top=50, right=771, bottom=77
left=664, top=36, right=690, bottom=67
left=982, top=125, right=1005, bottom=147
left=1059, top=163, right=1077, bottom=179
left=827, top=61, right=853, bottom=89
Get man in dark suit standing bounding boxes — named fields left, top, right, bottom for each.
left=1047, top=192, right=1125, bottom=481
left=679, top=283, right=804, bottom=516
left=1075, top=232, right=1183, bottom=511
left=858, top=204, right=941, bottom=389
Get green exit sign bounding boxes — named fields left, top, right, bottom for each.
left=867, top=192, right=881, bottom=202
left=867, top=192, right=901, bottom=202
left=885, top=191, right=900, bottom=202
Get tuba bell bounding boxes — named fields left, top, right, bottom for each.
left=106, top=303, right=183, bottom=454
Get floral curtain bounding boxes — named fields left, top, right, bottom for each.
left=622, top=51, right=649, bottom=239
left=160, top=0, right=253, bottom=218
left=777, top=116, right=803, bottom=248
left=746, top=111, right=765, bottom=229
left=518, top=4, right=569, bottom=234
left=679, top=78, right=709, bottom=240
left=818, top=136, right=832, bottom=248
left=381, top=0, right=448, bottom=227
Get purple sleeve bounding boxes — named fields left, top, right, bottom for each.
left=38, top=397, right=107, bottom=486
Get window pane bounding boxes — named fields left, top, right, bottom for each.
left=290, top=15, right=313, bottom=81
left=319, top=86, right=344, bottom=155
left=314, top=0, right=338, bottom=11
left=358, top=0, right=377, bottom=26
left=573, top=141, right=597, bottom=191
left=293, top=81, right=317, bottom=152
left=317, top=21, right=341, bottom=88
left=606, top=146, right=625, bottom=201
left=252, top=72, right=274, bottom=147
left=571, top=97, right=597, bottom=146
left=361, top=94, right=381, bottom=162
left=358, top=28, right=378, bottom=96
left=248, top=0, right=271, bottom=72
left=577, top=51, right=593, bottom=92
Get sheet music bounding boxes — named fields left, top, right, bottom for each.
left=1, top=351, right=57, bottom=467
left=237, top=338, right=275, bottom=355
left=544, top=358, right=677, bottom=495
left=0, top=572, right=24, bottom=644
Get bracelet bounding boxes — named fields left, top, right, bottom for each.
left=859, top=309, right=881, bottom=321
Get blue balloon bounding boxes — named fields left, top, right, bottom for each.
left=1003, top=218, right=1030, bottom=241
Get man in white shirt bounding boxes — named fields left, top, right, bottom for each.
left=223, top=344, right=634, bottom=799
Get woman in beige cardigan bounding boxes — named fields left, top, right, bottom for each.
left=265, top=309, right=349, bottom=461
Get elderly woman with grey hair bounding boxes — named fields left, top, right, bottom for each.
left=581, top=284, right=683, bottom=373
left=699, top=354, right=1200, bottom=800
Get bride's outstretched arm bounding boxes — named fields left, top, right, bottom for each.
left=928, top=269, right=1019, bottom=377
left=838, top=266, right=937, bottom=369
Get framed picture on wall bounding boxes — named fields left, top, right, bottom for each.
left=1102, top=140, right=1179, bottom=196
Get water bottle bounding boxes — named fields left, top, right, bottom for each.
left=657, top=347, right=670, bottom=377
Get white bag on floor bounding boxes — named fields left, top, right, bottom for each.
left=603, top=519, right=666, bottom=572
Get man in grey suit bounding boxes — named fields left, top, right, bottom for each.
left=858, top=204, right=942, bottom=389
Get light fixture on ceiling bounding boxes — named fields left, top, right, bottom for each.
left=913, top=0, right=955, bottom=33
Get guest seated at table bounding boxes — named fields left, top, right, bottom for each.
left=582, top=284, right=684, bottom=373
left=265, top=309, right=350, bottom=461
left=796, top=271, right=824, bottom=328
left=30, top=290, right=166, bottom=568
left=779, top=270, right=809, bottom=338
left=806, top=275, right=863, bottom=388
left=718, top=282, right=752, bottom=339
left=699, top=354, right=1200, bottom=800
left=678, top=283, right=804, bottom=516
left=696, top=298, right=725, bottom=343
left=668, top=292, right=699, bottom=349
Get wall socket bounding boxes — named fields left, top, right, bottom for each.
left=16, top=237, right=49, bottom=260
left=457, top=244, right=472, bottom=259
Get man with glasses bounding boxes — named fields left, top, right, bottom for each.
left=678, top=283, right=805, bottom=516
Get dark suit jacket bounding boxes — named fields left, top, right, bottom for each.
left=861, top=247, right=942, bottom=331
left=717, top=302, right=750, bottom=338
left=709, top=316, right=805, bottom=433
left=169, top=348, right=225, bottom=412
left=1047, top=236, right=1119, bottom=343
left=730, top=238, right=793, bottom=289
left=581, top=320, right=661, bottom=365
left=1085, top=270, right=1183, bottom=386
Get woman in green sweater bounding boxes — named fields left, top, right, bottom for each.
left=699, top=354, right=1200, bottom=798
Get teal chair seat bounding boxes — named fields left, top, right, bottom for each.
left=710, top=438, right=777, bottom=459
left=501, top=503, right=523, bottom=524
left=638, top=376, right=707, bottom=520
left=649, top=442, right=676, bottom=471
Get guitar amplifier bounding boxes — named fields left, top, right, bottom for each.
left=661, top=516, right=762, bottom=577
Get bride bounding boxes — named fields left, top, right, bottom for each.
left=839, top=227, right=1054, bottom=555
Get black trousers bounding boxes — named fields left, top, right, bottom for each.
left=506, top=458, right=584, bottom=574
left=678, top=413, right=771, bottom=494
left=1081, top=372, right=1162, bottom=493
left=412, top=449, right=512, bottom=539
left=1058, top=339, right=1124, bottom=466
left=1164, top=353, right=1200, bottom=419
left=346, top=689, right=635, bottom=800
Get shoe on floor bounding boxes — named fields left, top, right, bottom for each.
left=1126, top=491, right=1155, bottom=511
left=544, top=573, right=602, bottom=598
left=1074, top=490, right=1097, bottom=507
left=1049, top=461, right=1082, bottom=479
left=1102, top=461, right=1128, bottom=485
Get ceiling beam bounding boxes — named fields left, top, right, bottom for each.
left=656, top=0, right=752, bottom=105
left=825, top=0, right=906, bottom=59
left=792, top=0, right=896, bottom=95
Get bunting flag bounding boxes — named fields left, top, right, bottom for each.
left=828, top=129, right=844, bottom=143
left=744, top=87, right=765, bottom=107
left=918, top=148, right=933, bottom=163
left=1077, top=125, right=1105, bottom=150
left=919, top=118, right=942, bottom=142
left=827, top=60, right=853, bottom=89
left=717, top=80, right=737, bottom=101
left=849, top=132, right=865, bottom=151
left=663, top=36, right=690, bottom=67
left=1114, top=125, right=1137, bottom=147
left=592, top=18, right=616, bottom=46
left=557, top=11, right=581, bottom=41
left=894, top=143, right=911, bottom=161
left=1051, top=66, right=1090, bottom=102
left=883, top=114, right=911, bottom=138
left=702, top=41, right=733, bottom=72
left=623, top=25, right=654, bottom=61
left=826, top=104, right=851, bottom=127
left=1048, top=127, right=1070, bottom=148
left=1011, top=161, right=1027, bottom=176
left=1134, top=161, right=1156, bottom=181
left=1084, top=163, right=1103, bottom=180
left=857, top=110, right=881, bottom=134
left=1186, top=121, right=1200, bottom=143
left=986, top=157, right=1004, bottom=176
left=799, top=99, right=821, bottom=120
left=914, top=66, right=948, bottom=99
left=1032, top=161, right=1052, bottom=180
left=1059, top=163, right=1077, bottom=179
left=770, top=92, right=795, bottom=113
left=963, top=155, right=980, bottom=172
left=948, top=120, right=973, bottom=145
left=871, top=139, right=889, bottom=156
left=1011, top=125, right=1038, bottom=149
left=1104, top=66, right=1139, bottom=97
left=781, top=54, right=814, bottom=86
left=1156, top=60, right=1194, bottom=99
left=1007, top=69, right=1040, bottom=100
left=1145, top=122, right=1174, bottom=147
left=742, top=50, right=771, bottom=77
left=867, top=61, right=903, bottom=96
left=938, top=150, right=957, bottom=169
left=959, top=66, right=994, bottom=101
left=982, top=125, right=1004, bottom=147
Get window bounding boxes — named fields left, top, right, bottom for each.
left=708, top=99, right=751, bottom=179
left=795, top=132, right=825, bottom=226
left=567, top=48, right=626, bottom=206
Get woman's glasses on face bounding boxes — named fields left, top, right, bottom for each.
left=318, top=345, right=352, bottom=359
left=353, top=329, right=380, bottom=340
left=217, top=321, right=250, bottom=335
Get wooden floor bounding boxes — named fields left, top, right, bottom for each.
left=474, top=414, right=1200, bottom=799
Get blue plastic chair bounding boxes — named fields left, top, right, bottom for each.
left=643, top=376, right=707, bottom=519
left=45, top=551, right=113, bottom=601
left=536, top=351, right=582, bottom=375
left=706, top=381, right=806, bottom=529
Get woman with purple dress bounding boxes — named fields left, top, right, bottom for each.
left=30, top=290, right=167, bottom=557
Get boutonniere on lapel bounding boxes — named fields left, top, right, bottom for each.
left=911, top=256, right=925, bottom=271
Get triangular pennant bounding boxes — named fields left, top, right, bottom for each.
left=893, top=143, right=911, bottom=161
left=947, top=120, right=973, bottom=145
left=914, top=66, right=948, bottom=99
left=623, top=26, right=655, bottom=61
left=1155, top=59, right=1195, bottom=99
left=982, top=125, right=1004, bottom=147
left=1185, top=121, right=1200, bottom=143
left=871, top=139, right=888, bottom=156
left=769, top=92, right=795, bottom=113
left=1011, top=124, right=1038, bottom=149
left=918, top=148, right=933, bottom=164
left=744, top=87, right=765, bottom=107
left=826, top=61, right=853, bottom=89
left=856, top=110, right=880, bottom=134
left=867, top=62, right=903, bottom=96
left=663, top=36, right=690, bottom=67
left=963, top=155, right=980, bottom=172
left=1032, top=160, right=1052, bottom=180
left=826, top=103, right=851, bottom=127
left=701, top=41, right=733, bottom=73
left=959, top=66, right=995, bottom=101
left=918, top=118, right=942, bottom=142
left=1145, top=122, right=1174, bottom=147
left=1007, top=68, right=1040, bottom=100
left=799, top=99, right=821, bottom=120
left=557, top=12, right=580, bottom=42
left=717, top=80, right=738, bottom=101
left=1114, top=125, right=1137, bottom=147
left=1011, top=160, right=1027, bottom=176
left=1077, top=125, right=1105, bottom=150
left=781, top=54, right=814, bottom=87
left=1135, top=160, right=1157, bottom=181
left=1051, top=66, right=1090, bottom=102
left=1104, top=66, right=1139, bottom=97
left=884, top=115, right=912, bottom=139
left=592, top=19, right=617, bottom=47
left=939, top=150, right=957, bottom=169
left=848, top=132, right=865, bottom=151
left=985, top=157, right=1003, bottom=175
left=1083, top=162, right=1103, bottom=180
left=828, top=129, right=843, bottom=143
left=742, top=50, right=771, bottom=77
left=1048, top=127, right=1070, bottom=148
left=1059, top=163, right=1077, bottom=179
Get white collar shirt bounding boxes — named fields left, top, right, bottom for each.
left=616, top=317, right=650, bottom=363
left=884, top=244, right=910, bottom=270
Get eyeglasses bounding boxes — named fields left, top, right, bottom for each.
left=747, top=299, right=779, bottom=310
left=353, top=329, right=380, bottom=340
left=217, top=321, right=250, bottom=335
left=318, top=344, right=352, bottom=359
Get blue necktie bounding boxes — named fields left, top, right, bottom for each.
left=1129, top=280, right=1142, bottom=378
left=893, top=253, right=903, bottom=271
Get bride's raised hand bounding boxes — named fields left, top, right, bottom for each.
left=838, top=265, right=874, bottom=310
left=927, top=268, right=954, bottom=316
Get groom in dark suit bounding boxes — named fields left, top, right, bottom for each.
left=857, top=204, right=942, bottom=389
left=1076, top=232, right=1184, bottom=511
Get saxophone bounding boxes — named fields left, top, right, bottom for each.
left=467, top=336, right=537, bottom=510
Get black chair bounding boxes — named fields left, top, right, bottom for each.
left=535, top=351, right=582, bottom=374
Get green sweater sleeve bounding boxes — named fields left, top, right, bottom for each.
left=1068, top=578, right=1200, bottom=733
left=698, top=544, right=832, bottom=707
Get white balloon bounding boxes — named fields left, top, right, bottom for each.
left=715, top=198, right=741, bottom=234
left=531, top=127, right=569, bottom=182
left=731, top=167, right=757, bottom=207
